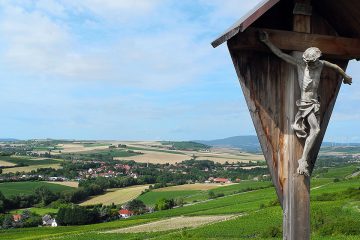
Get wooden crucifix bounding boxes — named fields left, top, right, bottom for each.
left=211, top=0, right=359, bottom=239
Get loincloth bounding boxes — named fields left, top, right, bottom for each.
left=292, top=99, right=320, bottom=138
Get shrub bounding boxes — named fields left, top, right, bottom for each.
left=261, top=225, right=282, bottom=238
left=57, top=205, right=99, bottom=225
left=208, top=191, right=216, bottom=199
left=155, top=198, right=175, bottom=211
left=126, top=199, right=147, bottom=214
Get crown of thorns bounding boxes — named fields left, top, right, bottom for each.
left=302, top=47, right=322, bottom=62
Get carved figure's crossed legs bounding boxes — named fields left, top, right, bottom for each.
left=297, top=112, right=320, bottom=176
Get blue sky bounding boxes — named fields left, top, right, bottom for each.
left=0, top=0, right=359, bottom=142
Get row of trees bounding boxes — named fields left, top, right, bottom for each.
left=0, top=183, right=106, bottom=214
left=0, top=209, right=42, bottom=229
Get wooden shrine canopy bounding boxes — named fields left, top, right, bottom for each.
left=211, top=1, right=360, bottom=238
left=212, top=0, right=360, bottom=59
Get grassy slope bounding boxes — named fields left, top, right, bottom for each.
left=0, top=156, right=60, bottom=166
left=319, top=165, right=359, bottom=178
left=137, top=190, right=200, bottom=206
left=2, top=164, right=62, bottom=174
left=137, top=181, right=273, bottom=205
left=0, top=182, right=75, bottom=197
left=1, top=176, right=360, bottom=240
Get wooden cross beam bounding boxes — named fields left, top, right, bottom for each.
left=228, top=27, right=360, bottom=60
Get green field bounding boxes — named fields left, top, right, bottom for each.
left=127, top=146, right=187, bottom=155
left=83, top=143, right=110, bottom=147
left=66, top=149, right=142, bottom=160
left=317, top=165, right=359, bottom=178
left=0, top=156, right=60, bottom=166
left=1, top=165, right=360, bottom=239
left=0, top=182, right=75, bottom=197
left=11, top=207, right=58, bottom=215
left=137, top=190, right=200, bottom=206
left=2, top=177, right=359, bottom=240
left=137, top=181, right=273, bottom=205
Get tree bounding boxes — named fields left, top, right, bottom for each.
left=0, top=191, right=7, bottom=213
left=126, top=199, right=146, bottom=214
left=2, top=214, right=13, bottom=229
left=34, top=186, right=57, bottom=206
left=155, top=198, right=175, bottom=211
left=208, top=190, right=216, bottom=199
left=57, top=205, right=99, bottom=225
left=21, top=210, right=42, bottom=228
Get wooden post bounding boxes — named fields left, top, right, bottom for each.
left=283, top=1, right=312, bottom=239
left=218, top=1, right=352, bottom=239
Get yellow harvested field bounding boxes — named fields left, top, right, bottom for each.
left=0, top=160, right=16, bottom=167
left=56, top=143, right=110, bottom=153
left=107, top=215, right=237, bottom=233
left=115, top=149, right=263, bottom=164
left=80, top=185, right=149, bottom=206
left=114, top=151, right=190, bottom=164
left=2, top=164, right=62, bottom=174
left=46, top=181, right=79, bottom=188
left=153, top=183, right=228, bottom=192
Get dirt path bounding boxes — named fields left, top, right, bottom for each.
left=106, top=215, right=237, bottom=233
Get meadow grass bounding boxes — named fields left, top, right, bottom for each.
left=137, top=190, right=200, bottom=206
left=0, top=156, right=60, bottom=166
left=0, top=181, right=75, bottom=197
left=0, top=218, right=153, bottom=240
left=153, top=183, right=225, bottom=192
left=2, top=164, right=62, bottom=174
left=11, top=207, right=58, bottom=215
left=134, top=188, right=277, bottom=219
left=311, top=178, right=360, bottom=196
left=83, top=143, right=110, bottom=147
left=319, top=165, right=359, bottom=178
left=1, top=177, right=359, bottom=240
left=127, top=146, right=187, bottom=155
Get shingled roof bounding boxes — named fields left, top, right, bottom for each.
left=212, top=0, right=360, bottom=48
left=211, top=0, right=280, bottom=48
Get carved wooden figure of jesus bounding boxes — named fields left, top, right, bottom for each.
left=259, top=30, right=352, bottom=176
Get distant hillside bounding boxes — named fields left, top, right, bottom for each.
left=194, top=136, right=261, bottom=153
left=0, top=138, right=19, bottom=142
left=322, top=142, right=360, bottom=147
left=195, top=136, right=360, bottom=153
left=161, top=141, right=211, bottom=151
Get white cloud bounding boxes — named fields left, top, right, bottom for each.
left=202, top=0, right=263, bottom=19
left=0, top=4, right=109, bottom=79
left=35, top=0, right=67, bottom=18
left=63, top=0, right=161, bottom=23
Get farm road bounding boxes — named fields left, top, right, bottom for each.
left=105, top=215, right=238, bottom=233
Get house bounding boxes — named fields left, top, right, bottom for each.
left=51, top=219, right=58, bottom=227
left=13, top=214, right=22, bottom=222
left=42, top=215, right=58, bottom=227
left=119, top=209, right=134, bottom=218
left=213, top=178, right=231, bottom=184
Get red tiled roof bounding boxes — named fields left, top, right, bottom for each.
left=213, top=178, right=229, bottom=182
left=13, top=214, right=22, bottom=221
left=119, top=209, right=133, bottom=215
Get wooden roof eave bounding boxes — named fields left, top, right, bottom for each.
left=211, top=0, right=280, bottom=48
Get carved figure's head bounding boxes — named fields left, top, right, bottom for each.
left=303, top=47, right=322, bottom=64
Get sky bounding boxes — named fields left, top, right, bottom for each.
left=0, top=0, right=359, bottom=142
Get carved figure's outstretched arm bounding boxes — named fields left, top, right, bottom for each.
left=259, top=30, right=302, bottom=66
left=323, top=61, right=352, bottom=85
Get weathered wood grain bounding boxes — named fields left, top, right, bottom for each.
left=228, top=28, right=360, bottom=59
left=227, top=2, right=349, bottom=239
